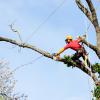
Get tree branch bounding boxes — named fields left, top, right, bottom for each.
left=0, top=36, right=98, bottom=82
left=76, top=0, right=100, bottom=50
left=75, top=0, right=93, bottom=24
left=86, top=0, right=99, bottom=27
left=0, top=36, right=52, bottom=58
left=86, top=0, right=100, bottom=50
left=80, top=37, right=100, bottom=59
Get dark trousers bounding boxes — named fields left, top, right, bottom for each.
left=71, top=47, right=91, bottom=67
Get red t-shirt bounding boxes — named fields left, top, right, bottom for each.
left=64, top=39, right=82, bottom=51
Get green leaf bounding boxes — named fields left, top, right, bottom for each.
left=92, top=63, right=100, bottom=73
left=93, top=86, right=100, bottom=99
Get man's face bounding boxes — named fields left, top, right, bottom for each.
left=65, top=39, right=72, bottom=43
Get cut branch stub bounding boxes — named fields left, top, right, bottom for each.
left=78, top=36, right=100, bottom=59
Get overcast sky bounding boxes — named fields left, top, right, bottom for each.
left=0, top=0, right=100, bottom=100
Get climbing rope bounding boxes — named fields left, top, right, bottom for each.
left=11, top=55, right=43, bottom=73
left=83, top=2, right=93, bottom=100
left=82, top=0, right=100, bottom=98
left=25, top=0, right=66, bottom=43
left=7, top=0, right=67, bottom=74
left=3, top=55, right=43, bottom=77
left=82, top=0, right=100, bottom=99
left=83, top=0, right=100, bottom=34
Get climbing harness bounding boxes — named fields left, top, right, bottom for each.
left=81, top=42, right=90, bottom=68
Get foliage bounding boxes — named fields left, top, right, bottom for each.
left=0, top=60, right=15, bottom=96
left=92, top=63, right=100, bottom=73
left=93, top=86, right=100, bottom=100
left=0, top=60, right=28, bottom=100
left=64, top=55, right=76, bottom=67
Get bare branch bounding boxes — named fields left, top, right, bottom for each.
left=75, top=0, right=93, bottom=23
left=0, top=36, right=52, bottom=58
left=76, top=0, right=100, bottom=50
left=86, top=0, right=99, bottom=27
left=0, top=36, right=98, bottom=82
left=9, top=23, right=22, bottom=42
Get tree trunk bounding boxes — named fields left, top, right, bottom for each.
left=96, top=26, right=100, bottom=50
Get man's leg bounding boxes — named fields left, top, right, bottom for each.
left=82, top=54, right=91, bottom=68
left=80, top=47, right=91, bottom=68
left=82, top=54, right=96, bottom=73
left=71, top=53, right=84, bottom=66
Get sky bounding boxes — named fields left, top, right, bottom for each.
left=0, top=0, right=100, bottom=100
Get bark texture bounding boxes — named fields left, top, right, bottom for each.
left=76, top=0, right=100, bottom=51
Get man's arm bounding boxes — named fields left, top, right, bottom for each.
left=56, top=44, right=69, bottom=56
left=52, top=48, right=65, bottom=61
left=56, top=48, right=65, bottom=55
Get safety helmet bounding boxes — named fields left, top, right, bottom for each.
left=65, top=35, right=73, bottom=40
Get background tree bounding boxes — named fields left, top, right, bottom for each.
left=0, top=60, right=28, bottom=100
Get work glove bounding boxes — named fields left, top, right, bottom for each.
left=52, top=53, right=60, bottom=61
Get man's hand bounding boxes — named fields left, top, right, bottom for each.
left=52, top=53, right=60, bottom=60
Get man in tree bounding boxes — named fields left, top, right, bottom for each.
left=54, top=35, right=91, bottom=68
